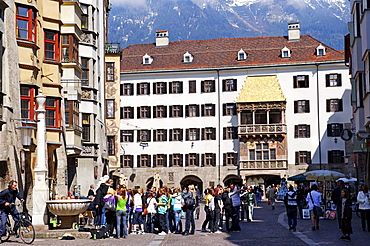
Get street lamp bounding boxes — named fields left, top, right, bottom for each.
left=17, top=125, right=35, bottom=148
left=343, top=155, right=349, bottom=165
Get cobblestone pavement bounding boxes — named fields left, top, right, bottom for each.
left=2, top=200, right=370, bottom=245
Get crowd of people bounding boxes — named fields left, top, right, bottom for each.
left=86, top=179, right=262, bottom=239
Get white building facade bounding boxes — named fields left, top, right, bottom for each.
left=117, top=25, right=352, bottom=190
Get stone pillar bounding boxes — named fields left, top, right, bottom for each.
left=32, top=94, right=49, bottom=230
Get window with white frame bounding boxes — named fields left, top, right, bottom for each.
left=316, top=44, right=326, bottom=56
left=183, top=51, right=193, bottom=63
left=143, top=53, right=153, bottom=65
left=281, top=46, right=290, bottom=58
left=238, top=48, right=247, bottom=60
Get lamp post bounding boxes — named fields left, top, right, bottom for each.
left=32, top=93, right=49, bottom=230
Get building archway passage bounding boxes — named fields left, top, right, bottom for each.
left=223, top=175, right=243, bottom=187
left=264, top=175, right=281, bottom=188
left=180, top=175, right=203, bottom=193
left=146, top=177, right=163, bottom=190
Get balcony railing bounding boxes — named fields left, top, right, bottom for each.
left=240, top=160, right=287, bottom=169
left=105, top=43, right=121, bottom=54
left=239, top=124, right=287, bottom=135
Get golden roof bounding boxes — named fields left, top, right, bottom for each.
left=236, top=75, right=286, bottom=103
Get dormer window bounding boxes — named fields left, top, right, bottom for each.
left=143, top=53, right=153, bottom=65
left=316, top=44, right=326, bottom=56
left=281, top=46, right=290, bottom=58
left=238, top=49, right=247, bottom=61
left=183, top=52, right=193, bottom=63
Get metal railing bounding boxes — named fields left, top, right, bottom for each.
left=239, top=124, right=287, bottom=134
left=240, top=160, right=287, bottom=169
left=105, top=43, right=121, bottom=54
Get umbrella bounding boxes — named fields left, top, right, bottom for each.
left=287, top=174, right=313, bottom=182
left=336, top=177, right=357, bottom=183
left=303, top=170, right=345, bottom=181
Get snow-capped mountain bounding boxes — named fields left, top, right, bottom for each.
left=108, top=0, right=350, bottom=50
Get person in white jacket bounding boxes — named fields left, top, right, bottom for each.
left=357, top=184, right=370, bottom=232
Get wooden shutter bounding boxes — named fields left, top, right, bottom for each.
left=153, top=130, right=157, bottom=142
left=201, top=105, right=205, bottom=116
left=179, top=129, right=183, bottom=141
left=179, top=105, right=183, bottom=117
left=196, top=105, right=200, bottom=117
left=185, top=154, right=188, bottom=166
left=339, top=123, right=344, bottom=133
left=120, top=107, right=123, bottom=119
left=137, top=107, right=141, bottom=119
left=326, top=74, right=330, bottom=87
left=293, top=76, right=297, bottom=88
left=306, top=100, right=310, bottom=113
left=153, top=106, right=157, bottom=118
left=304, top=75, right=309, bottom=87
left=327, top=124, right=332, bottom=137
left=169, top=129, right=173, bottom=141
left=233, top=127, right=238, bottom=139
left=223, top=127, right=226, bottom=140
left=196, top=128, right=200, bottom=140
left=328, top=151, right=332, bottom=164
left=196, top=154, right=200, bottom=166
left=163, top=83, right=167, bottom=94
left=201, top=154, right=205, bottom=167
left=137, top=83, right=140, bottom=95
left=148, top=155, right=151, bottom=167
left=169, top=82, right=173, bottom=94
left=341, top=151, right=344, bottom=163
left=294, top=101, right=298, bottom=113
left=148, top=107, right=151, bottom=118
left=201, top=81, right=204, bottom=92
left=163, top=130, right=167, bottom=141
left=186, top=129, right=190, bottom=141
left=137, top=155, right=140, bottom=167
left=120, top=84, right=123, bottom=95
left=223, top=153, right=226, bottom=166
left=147, top=130, right=151, bottom=142
left=185, top=105, right=189, bottom=117
left=153, top=83, right=157, bottom=94
left=326, top=100, right=331, bottom=112
left=147, top=83, right=150, bottom=95
left=222, top=80, right=226, bottom=91
left=179, top=82, right=183, bottom=93
left=233, top=80, right=237, bottom=91
left=164, top=106, right=167, bottom=117
left=337, top=74, right=342, bottom=86
left=307, top=152, right=311, bottom=164
left=294, top=125, right=298, bottom=138
left=153, top=155, right=157, bottom=167
left=169, top=106, right=173, bottom=117
left=169, top=154, right=173, bottom=167
left=295, top=152, right=299, bottom=165
left=201, top=128, right=205, bottom=140
left=130, top=84, right=134, bottom=95
left=307, top=125, right=311, bottom=138
left=212, top=128, right=216, bottom=140
left=338, top=99, right=343, bottom=111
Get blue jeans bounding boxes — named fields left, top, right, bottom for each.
left=231, top=206, right=241, bottom=231
left=173, top=210, right=182, bottom=231
left=146, top=213, right=156, bottom=233
left=0, top=211, right=7, bottom=236
left=287, top=207, right=297, bottom=229
left=185, top=207, right=195, bottom=233
left=101, top=207, right=106, bottom=226
left=116, top=210, right=128, bottom=237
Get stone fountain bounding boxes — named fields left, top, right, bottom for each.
left=46, top=199, right=91, bottom=228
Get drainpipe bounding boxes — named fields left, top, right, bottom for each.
left=316, top=64, right=322, bottom=170
left=217, top=70, right=221, bottom=185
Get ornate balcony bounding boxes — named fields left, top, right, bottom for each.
left=239, top=124, right=286, bottom=135
left=240, top=160, right=287, bottom=169
left=105, top=43, right=121, bottom=54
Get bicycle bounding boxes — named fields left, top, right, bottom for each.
left=2, top=203, right=35, bottom=244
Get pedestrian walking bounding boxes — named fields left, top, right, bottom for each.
left=284, top=185, right=298, bottom=231
left=306, top=184, right=322, bottom=231
left=247, top=188, right=257, bottom=221
left=229, top=184, right=242, bottom=232
left=266, top=185, right=276, bottom=210
left=357, top=184, right=370, bottom=232
left=338, top=189, right=352, bottom=241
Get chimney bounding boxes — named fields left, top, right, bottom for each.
left=156, top=30, right=169, bottom=47
left=288, top=22, right=300, bottom=41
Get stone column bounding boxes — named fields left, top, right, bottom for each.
left=32, top=94, right=49, bottom=230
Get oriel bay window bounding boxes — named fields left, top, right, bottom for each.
left=82, top=114, right=90, bottom=141
left=107, top=136, right=115, bottom=155
left=249, top=143, right=276, bottom=161
left=16, top=5, right=36, bottom=42
left=45, top=98, right=61, bottom=128
left=106, top=99, right=115, bottom=119
left=65, top=99, right=79, bottom=128
left=20, top=86, right=36, bottom=120
left=44, top=30, right=60, bottom=61
left=106, top=62, right=114, bottom=82
left=62, top=35, right=78, bottom=63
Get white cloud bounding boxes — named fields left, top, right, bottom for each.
left=286, top=0, right=308, bottom=9
left=110, top=0, right=148, bottom=9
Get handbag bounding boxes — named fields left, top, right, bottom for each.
left=309, top=192, right=323, bottom=217
left=103, top=195, right=116, bottom=211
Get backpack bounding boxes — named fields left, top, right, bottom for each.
left=103, top=195, right=116, bottom=211
left=90, top=227, right=109, bottom=239
left=184, top=194, right=196, bottom=208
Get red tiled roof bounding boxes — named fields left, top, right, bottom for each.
left=120, top=35, right=344, bottom=73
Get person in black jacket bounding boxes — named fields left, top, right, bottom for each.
left=94, top=179, right=113, bottom=227
left=0, top=180, right=24, bottom=242
left=338, top=189, right=352, bottom=241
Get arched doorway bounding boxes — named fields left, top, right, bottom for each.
left=264, top=175, right=281, bottom=187
left=180, top=175, right=203, bottom=193
left=223, top=175, right=242, bottom=187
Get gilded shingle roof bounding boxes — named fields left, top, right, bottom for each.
left=236, top=76, right=286, bottom=103
left=120, top=35, right=344, bottom=72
